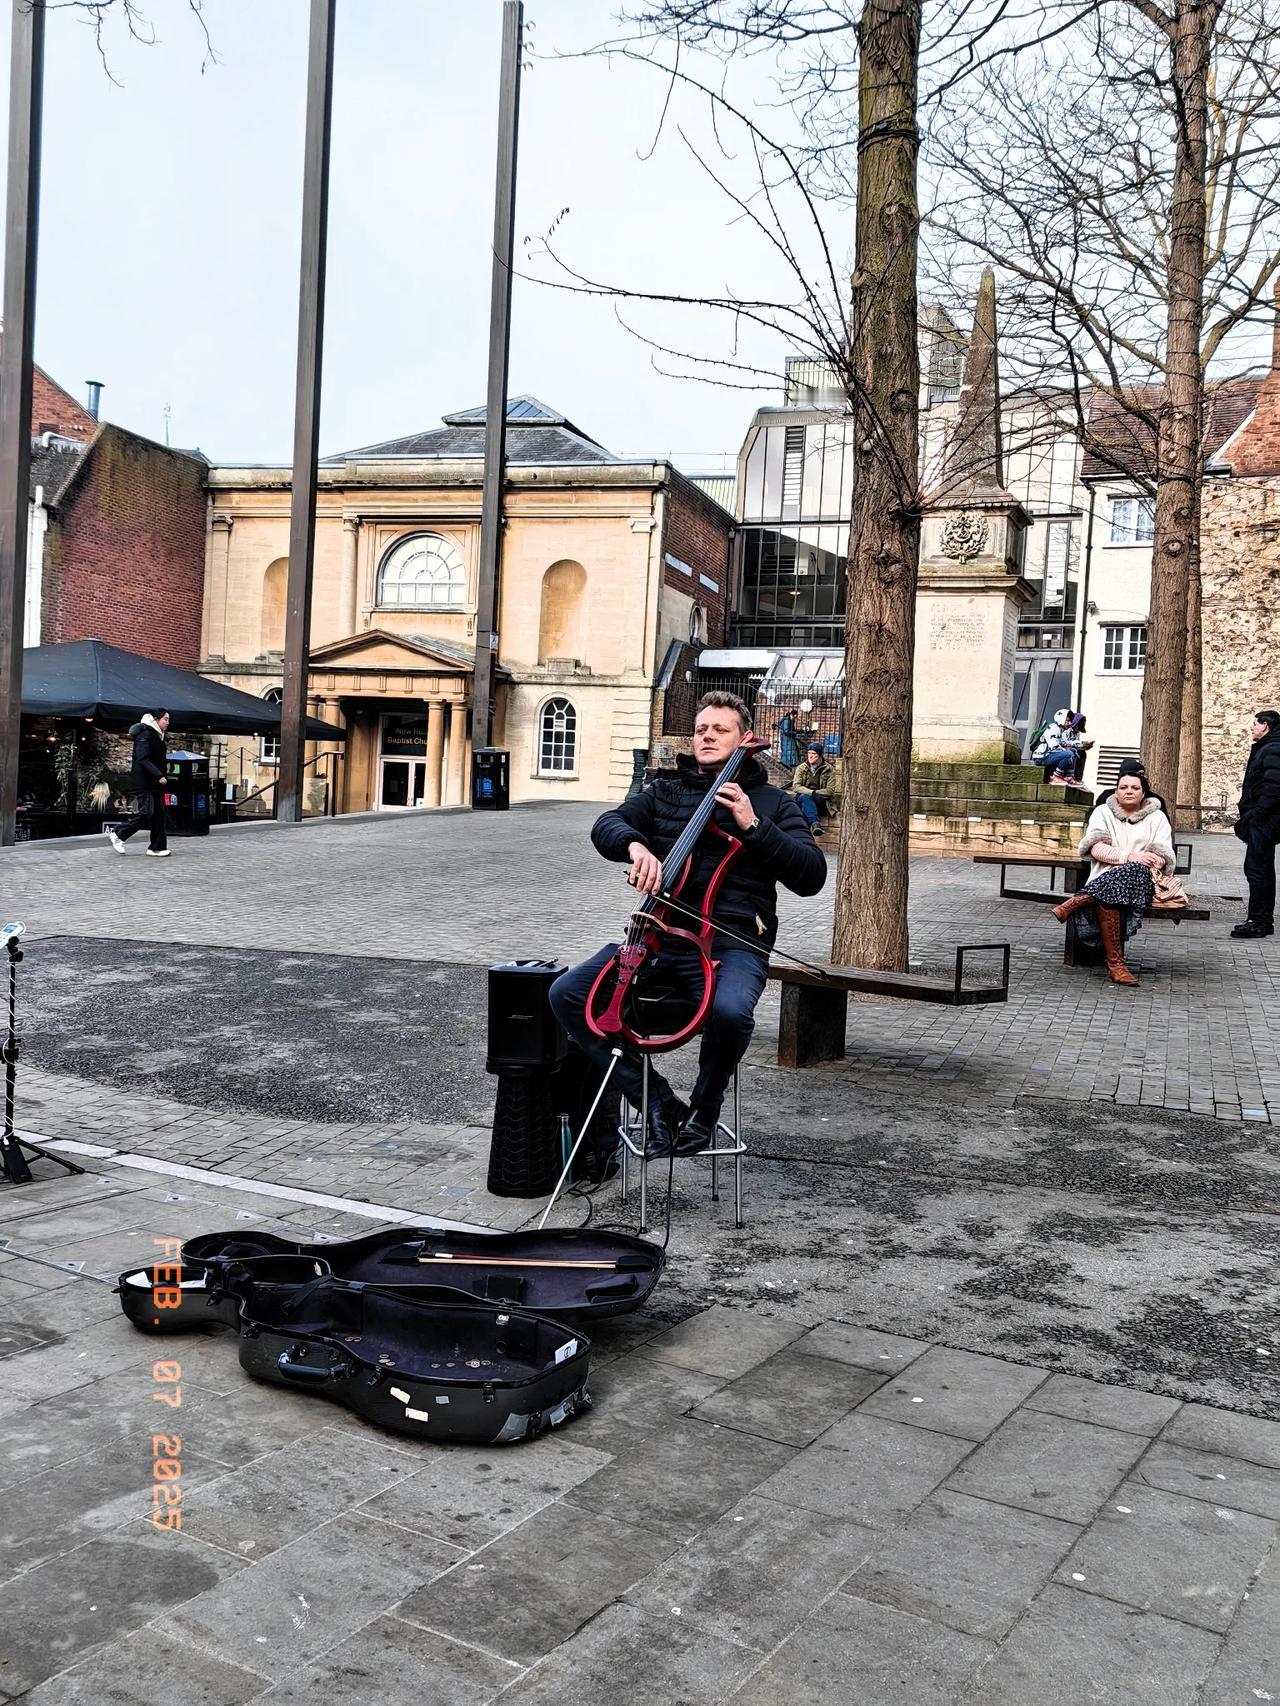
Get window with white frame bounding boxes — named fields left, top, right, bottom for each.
left=259, top=688, right=283, bottom=763
left=1101, top=624, right=1147, bottom=673
left=1108, top=495, right=1155, bottom=545
left=538, top=697, right=577, bottom=775
left=376, top=532, right=466, bottom=608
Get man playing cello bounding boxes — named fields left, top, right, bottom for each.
left=550, top=692, right=827, bottom=1157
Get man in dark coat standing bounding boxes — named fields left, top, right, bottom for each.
left=110, top=710, right=171, bottom=857
left=550, top=691, right=826, bottom=1156
left=1232, top=708, right=1280, bottom=938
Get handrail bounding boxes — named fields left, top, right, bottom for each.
left=238, top=750, right=342, bottom=817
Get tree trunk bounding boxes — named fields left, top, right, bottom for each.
left=1140, top=0, right=1216, bottom=801
left=832, top=0, right=922, bottom=973
left=1177, top=523, right=1203, bottom=827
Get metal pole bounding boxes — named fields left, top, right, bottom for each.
left=471, top=0, right=523, bottom=775
left=0, top=0, right=44, bottom=847
left=278, top=0, right=335, bottom=824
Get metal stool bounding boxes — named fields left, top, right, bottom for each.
left=618, top=1055, right=746, bottom=1232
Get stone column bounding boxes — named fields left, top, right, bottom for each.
left=445, top=702, right=468, bottom=805
left=424, top=699, right=445, bottom=807
left=341, top=517, right=361, bottom=636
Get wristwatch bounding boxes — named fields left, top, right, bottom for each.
left=744, top=813, right=760, bottom=835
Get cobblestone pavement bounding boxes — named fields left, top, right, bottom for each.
left=2, top=807, right=1279, bottom=1699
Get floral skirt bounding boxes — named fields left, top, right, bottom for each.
left=1075, top=861, right=1155, bottom=944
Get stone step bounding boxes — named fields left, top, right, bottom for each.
left=909, top=794, right=1089, bottom=824
left=910, top=761, right=1046, bottom=783
left=910, top=777, right=1094, bottom=805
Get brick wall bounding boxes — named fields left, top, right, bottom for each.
left=1200, top=476, right=1280, bottom=821
left=660, top=473, right=733, bottom=643
left=41, top=425, right=208, bottom=669
left=31, top=366, right=98, bottom=439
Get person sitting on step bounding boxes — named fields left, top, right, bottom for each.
left=1050, top=771, right=1176, bottom=986
left=1031, top=708, right=1092, bottom=785
left=788, top=744, right=839, bottom=838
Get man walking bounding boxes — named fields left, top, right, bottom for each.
left=1232, top=709, right=1280, bottom=938
left=110, top=710, right=171, bottom=858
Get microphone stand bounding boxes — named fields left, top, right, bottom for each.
left=1, top=927, right=84, bottom=1186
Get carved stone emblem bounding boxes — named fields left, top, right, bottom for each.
left=940, top=510, right=988, bottom=563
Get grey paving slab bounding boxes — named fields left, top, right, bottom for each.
left=755, top=1412, right=974, bottom=1529
left=22, top=1625, right=268, bottom=1706
left=967, top=1583, right=1221, bottom=1704
left=173, top=1425, right=419, bottom=1559
left=946, top=1408, right=1149, bottom=1524
left=356, top=1434, right=612, bottom=1550
left=1163, top=1402, right=1280, bottom=1469
left=157, top=1512, right=457, bottom=1682
left=637, top=1303, right=806, bottom=1379
left=624, top=1492, right=879, bottom=1652
left=791, top=1320, right=930, bottom=1373
left=501, top=1602, right=759, bottom=1706
left=854, top=1346, right=1046, bottom=1441
left=844, top=1487, right=1080, bottom=1639
left=0, top=1525, right=248, bottom=1696
left=1135, top=1439, right=1280, bottom=1519
left=395, top=1502, right=679, bottom=1668
left=732, top=1589, right=993, bottom=1705
left=1052, top=1479, right=1276, bottom=1632
left=1197, top=1534, right=1280, bottom=1705
left=252, top=1615, right=521, bottom=1706
left=558, top=1352, right=725, bottom=1452
left=562, top=1417, right=794, bottom=1540
left=686, top=1347, right=887, bottom=1446
left=1023, top=1372, right=1183, bottom=1436
left=0, top=1316, right=165, bottom=1413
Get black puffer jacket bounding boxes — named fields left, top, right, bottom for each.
left=128, top=720, right=167, bottom=791
left=1238, top=731, right=1280, bottom=831
left=591, top=755, right=826, bottom=945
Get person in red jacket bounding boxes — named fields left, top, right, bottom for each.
left=550, top=692, right=826, bottom=1158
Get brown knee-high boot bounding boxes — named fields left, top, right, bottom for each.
left=1052, top=891, right=1095, bottom=924
left=1098, top=906, right=1138, bottom=985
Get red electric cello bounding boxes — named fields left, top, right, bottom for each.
left=583, top=735, right=771, bottom=1053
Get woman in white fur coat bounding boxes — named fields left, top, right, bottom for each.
left=1050, top=771, right=1176, bottom=985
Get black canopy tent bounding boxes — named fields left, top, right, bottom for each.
left=21, top=640, right=345, bottom=740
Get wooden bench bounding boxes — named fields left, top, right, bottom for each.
left=767, top=945, right=1011, bottom=1068
left=973, top=844, right=1194, bottom=904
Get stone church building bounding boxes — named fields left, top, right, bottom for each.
left=200, top=398, right=733, bottom=812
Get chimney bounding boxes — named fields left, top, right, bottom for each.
left=85, top=380, right=103, bottom=420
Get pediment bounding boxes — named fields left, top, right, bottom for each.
left=309, top=629, right=476, bottom=674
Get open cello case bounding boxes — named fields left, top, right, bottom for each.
left=117, top=1225, right=664, bottom=1445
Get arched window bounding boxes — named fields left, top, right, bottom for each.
left=259, top=687, right=283, bottom=764
left=376, top=532, right=466, bottom=609
left=261, top=557, right=288, bottom=653
left=538, top=697, right=577, bottom=775
left=538, top=559, right=587, bottom=663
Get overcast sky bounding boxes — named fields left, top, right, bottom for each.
left=0, top=0, right=829, bottom=471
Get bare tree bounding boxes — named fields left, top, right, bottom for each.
left=926, top=0, right=1280, bottom=815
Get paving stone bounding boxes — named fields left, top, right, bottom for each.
left=564, top=1354, right=725, bottom=1451
left=21, top=1625, right=268, bottom=1706
left=1197, top=1532, right=1280, bottom=1705
left=855, top=1346, right=1045, bottom=1441
left=687, top=1349, right=887, bottom=1446
left=1163, top=1402, right=1280, bottom=1470
left=967, top=1583, right=1221, bottom=1704
left=625, top=1492, right=878, bottom=1652
left=755, top=1413, right=973, bottom=1529
left=791, top=1321, right=930, bottom=1373
left=638, top=1304, right=805, bottom=1379
left=251, top=1614, right=520, bottom=1705
left=174, top=1425, right=419, bottom=1558
left=1135, top=1440, right=1280, bottom=1519
left=357, top=1434, right=612, bottom=1549
left=844, top=1487, right=1079, bottom=1638
left=396, top=1501, right=679, bottom=1667
left=1024, top=1373, right=1182, bottom=1436
left=946, top=1408, right=1148, bottom=1524
left=0, top=1316, right=159, bottom=1408
left=0, top=1275, right=125, bottom=1337
left=562, top=1417, right=794, bottom=1540
left=732, top=1588, right=992, bottom=1705
left=157, top=1512, right=456, bottom=1681
left=0, top=1524, right=248, bottom=1696
left=1052, top=1479, right=1275, bottom=1632
left=501, top=1603, right=758, bottom=1705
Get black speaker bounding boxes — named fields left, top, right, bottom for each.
left=486, top=960, right=567, bottom=1076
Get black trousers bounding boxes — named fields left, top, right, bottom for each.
left=1243, top=819, right=1277, bottom=926
left=117, top=787, right=167, bottom=852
